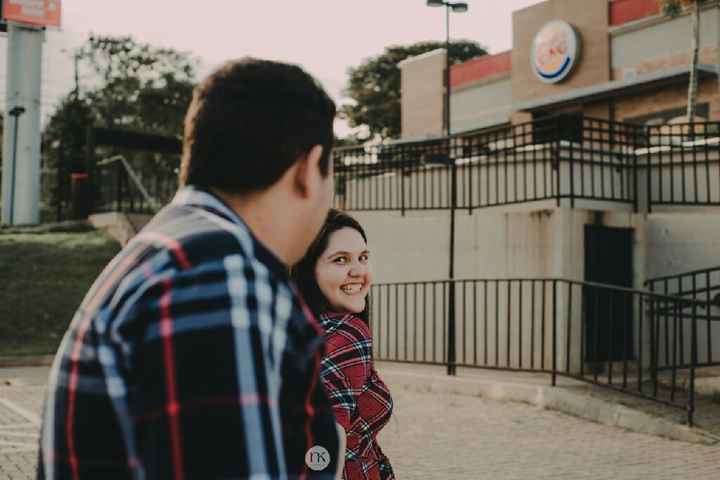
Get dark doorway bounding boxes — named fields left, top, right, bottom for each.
left=584, top=225, right=634, bottom=362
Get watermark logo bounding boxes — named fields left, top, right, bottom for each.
left=305, top=445, right=331, bottom=471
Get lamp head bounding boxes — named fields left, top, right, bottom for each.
left=426, top=0, right=445, bottom=7
left=451, top=2, right=468, bottom=12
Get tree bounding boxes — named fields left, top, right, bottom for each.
left=342, top=40, right=487, bottom=140
left=42, top=35, right=199, bottom=214
left=660, top=0, right=710, bottom=123
left=74, top=35, right=198, bottom=136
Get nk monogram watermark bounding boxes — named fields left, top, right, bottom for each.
left=305, top=445, right=331, bottom=471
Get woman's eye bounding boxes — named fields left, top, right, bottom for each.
left=333, top=257, right=348, bottom=264
left=360, top=254, right=369, bottom=263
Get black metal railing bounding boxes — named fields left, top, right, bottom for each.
left=645, top=122, right=720, bottom=210
left=334, top=115, right=644, bottom=212
left=95, top=155, right=178, bottom=214
left=645, top=266, right=720, bottom=369
left=88, top=115, right=720, bottom=215
left=369, top=277, right=710, bottom=425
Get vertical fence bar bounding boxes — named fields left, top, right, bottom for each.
left=541, top=280, right=547, bottom=370
left=531, top=280, right=536, bottom=370
left=519, top=281, right=523, bottom=369
left=608, top=290, right=614, bottom=385
left=689, top=298, right=698, bottom=427
left=506, top=280, right=512, bottom=367
left=552, top=280, right=558, bottom=386
left=638, top=294, right=645, bottom=392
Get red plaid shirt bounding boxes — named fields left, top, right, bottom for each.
left=318, top=313, right=395, bottom=480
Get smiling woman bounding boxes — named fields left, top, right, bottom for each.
left=293, top=210, right=395, bottom=480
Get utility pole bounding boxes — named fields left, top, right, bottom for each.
left=1, top=22, right=44, bottom=225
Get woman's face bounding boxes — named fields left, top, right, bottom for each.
left=315, top=227, right=372, bottom=314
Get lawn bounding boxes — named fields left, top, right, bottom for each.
left=0, top=230, right=120, bottom=357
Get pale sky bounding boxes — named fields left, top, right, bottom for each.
left=4, top=0, right=544, bottom=133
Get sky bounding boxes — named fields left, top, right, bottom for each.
left=4, top=0, right=544, bottom=133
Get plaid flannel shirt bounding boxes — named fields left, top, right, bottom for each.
left=318, top=313, right=394, bottom=480
left=38, top=186, right=339, bottom=479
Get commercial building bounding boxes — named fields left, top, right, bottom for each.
left=330, top=0, right=720, bottom=412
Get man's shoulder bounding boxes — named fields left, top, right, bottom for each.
left=135, top=202, right=252, bottom=268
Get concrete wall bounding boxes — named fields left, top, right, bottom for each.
left=450, top=76, right=513, bottom=133
left=353, top=207, right=648, bottom=372
left=644, top=212, right=720, bottom=368
left=611, top=7, right=720, bottom=74
left=399, top=49, right=445, bottom=139
left=645, top=212, right=720, bottom=279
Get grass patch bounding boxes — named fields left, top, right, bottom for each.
left=0, top=230, right=120, bottom=357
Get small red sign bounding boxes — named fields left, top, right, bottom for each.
left=2, top=0, right=61, bottom=28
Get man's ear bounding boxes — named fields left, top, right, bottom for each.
left=294, top=145, right=324, bottom=198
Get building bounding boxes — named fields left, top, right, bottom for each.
left=331, top=0, right=720, bottom=413
left=401, top=0, right=720, bottom=138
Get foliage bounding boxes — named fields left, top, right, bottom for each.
left=659, top=0, right=709, bottom=16
left=342, top=40, right=487, bottom=140
left=42, top=36, right=198, bottom=211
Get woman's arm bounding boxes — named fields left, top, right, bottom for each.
left=335, top=422, right=346, bottom=479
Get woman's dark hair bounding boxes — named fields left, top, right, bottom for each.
left=292, top=209, right=370, bottom=323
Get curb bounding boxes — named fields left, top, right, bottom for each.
left=0, top=355, right=54, bottom=368
left=381, top=369, right=720, bottom=446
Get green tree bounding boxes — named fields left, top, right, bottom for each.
left=660, top=0, right=710, bottom=123
left=75, top=35, right=198, bottom=135
left=342, top=40, right=487, bottom=140
left=42, top=35, right=198, bottom=213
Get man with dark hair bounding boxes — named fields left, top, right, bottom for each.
left=38, top=58, right=342, bottom=479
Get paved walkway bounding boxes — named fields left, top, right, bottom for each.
left=1, top=366, right=720, bottom=479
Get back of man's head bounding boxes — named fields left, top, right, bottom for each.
left=179, top=58, right=336, bottom=194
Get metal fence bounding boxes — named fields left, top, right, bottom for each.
left=334, top=115, right=644, bottom=212
left=94, top=155, right=178, bottom=214
left=369, top=277, right=710, bottom=425
left=645, top=266, right=720, bottom=369
left=644, top=122, right=720, bottom=210
left=87, top=115, right=720, bottom=215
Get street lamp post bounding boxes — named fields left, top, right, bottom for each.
left=427, top=0, right=468, bottom=376
left=7, top=106, right=27, bottom=225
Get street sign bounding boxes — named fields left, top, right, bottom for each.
left=2, top=0, right=61, bottom=28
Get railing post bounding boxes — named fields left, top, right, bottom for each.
left=555, top=139, right=562, bottom=208
left=400, top=160, right=406, bottom=216
left=688, top=299, right=699, bottom=427
left=552, top=279, right=558, bottom=386
left=568, top=140, right=575, bottom=209
left=632, top=125, right=639, bottom=213
left=447, top=158, right=458, bottom=376
left=646, top=125, right=653, bottom=213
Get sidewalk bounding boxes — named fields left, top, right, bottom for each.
left=2, top=363, right=720, bottom=479
left=376, top=361, right=720, bottom=445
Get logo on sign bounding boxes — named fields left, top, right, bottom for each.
left=531, top=20, right=580, bottom=84
left=305, top=445, right=331, bottom=471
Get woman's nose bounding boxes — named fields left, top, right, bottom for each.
left=349, top=262, right=366, bottom=277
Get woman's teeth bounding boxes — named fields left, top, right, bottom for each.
left=341, top=284, right=363, bottom=294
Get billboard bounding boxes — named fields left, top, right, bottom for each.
left=2, top=0, right=61, bottom=28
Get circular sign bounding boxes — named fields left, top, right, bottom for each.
left=531, top=20, right=581, bottom=84
left=305, top=445, right=331, bottom=471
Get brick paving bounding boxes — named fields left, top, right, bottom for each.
left=1, top=366, right=720, bottom=479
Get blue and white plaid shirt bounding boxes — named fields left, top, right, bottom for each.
left=38, top=186, right=339, bottom=479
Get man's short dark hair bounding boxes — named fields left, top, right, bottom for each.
left=180, top=58, right=336, bottom=194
